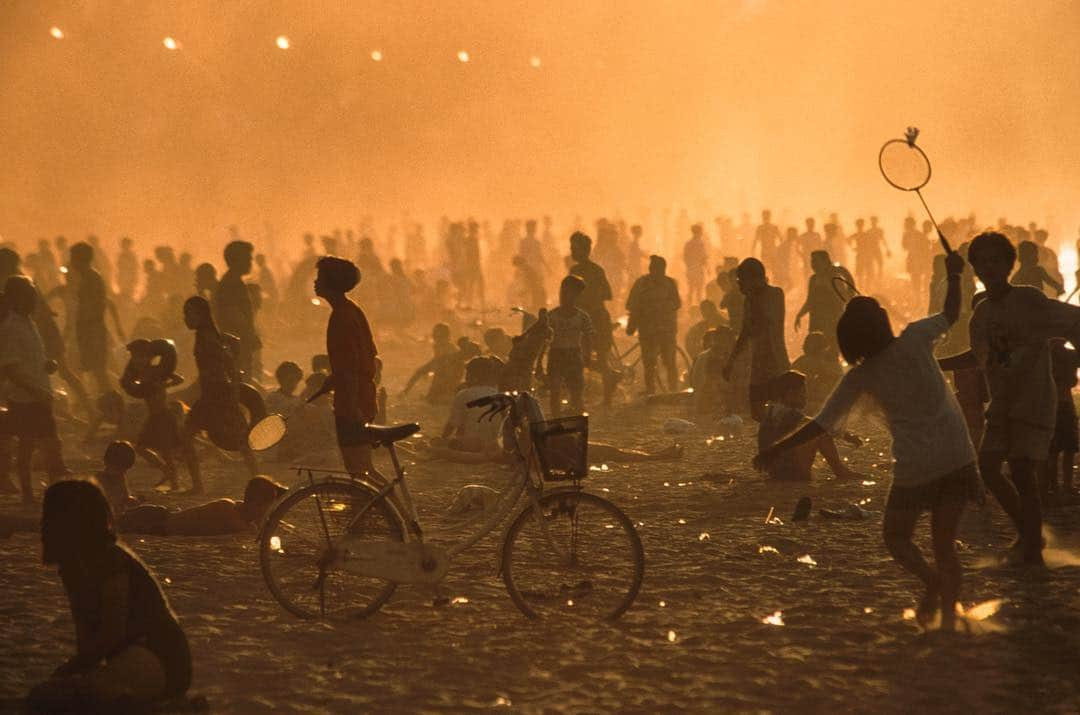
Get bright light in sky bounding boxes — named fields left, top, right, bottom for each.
left=275, top=36, right=290, bottom=50
left=162, top=37, right=179, bottom=50
left=49, top=26, right=64, bottom=40
left=370, top=49, right=383, bottom=62
left=529, top=56, right=541, bottom=68
left=457, top=50, right=470, bottom=63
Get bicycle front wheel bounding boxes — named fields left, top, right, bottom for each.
left=260, top=480, right=404, bottom=619
left=502, top=490, right=644, bottom=620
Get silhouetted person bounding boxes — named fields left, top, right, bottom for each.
left=0, top=275, right=69, bottom=503
left=212, top=240, right=260, bottom=379
left=1011, top=240, right=1064, bottom=296
left=797, top=218, right=823, bottom=278
left=756, top=249, right=975, bottom=630
left=116, top=236, right=138, bottom=301
left=569, top=232, right=618, bottom=405
left=69, top=242, right=123, bottom=395
left=723, top=258, right=789, bottom=417
left=794, top=250, right=852, bottom=358
left=685, top=299, right=723, bottom=360
left=315, top=256, right=381, bottom=478
left=548, top=276, right=593, bottom=416
left=967, top=231, right=1080, bottom=565
left=902, top=216, right=932, bottom=294
left=683, top=223, right=708, bottom=306
left=753, top=210, right=781, bottom=268
left=29, top=480, right=190, bottom=711
left=626, top=255, right=681, bottom=394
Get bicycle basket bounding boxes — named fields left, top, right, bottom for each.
left=531, top=415, right=589, bottom=481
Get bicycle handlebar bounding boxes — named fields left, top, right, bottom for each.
left=466, top=393, right=510, bottom=409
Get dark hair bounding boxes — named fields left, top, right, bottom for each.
left=42, top=479, right=116, bottom=565
left=569, top=232, right=592, bottom=254
left=560, top=274, right=586, bottom=295
left=243, top=475, right=287, bottom=507
left=836, top=296, right=894, bottom=365
left=183, top=295, right=212, bottom=322
left=0, top=247, right=19, bottom=275
left=223, top=240, right=254, bottom=267
left=736, top=257, right=766, bottom=282
left=802, top=331, right=829, bottom=355
left=104, top=441, right=136, bottom=470
left=967, top=231, right=1016, bottom=268
left=766, top=370, right=806, bottom=401
left=69, top=241, right=94, bottom=266
left=311, top=354, right=330, bottom=372
left=315, top=256, right=360, bottom=292
left=649, top=255, right=666, bottom=271
left=275, top=361, right=303, bottom=384
left=1017, top=240, right=1038, bottom=262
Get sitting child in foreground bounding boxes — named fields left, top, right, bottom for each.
left=756, top=370, right=862, bottom=482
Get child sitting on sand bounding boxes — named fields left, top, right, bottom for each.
left=426, top=356, right=504, bottom=459
left=755, top=250, right=979, bottom=630
left=403, top=323, right=466, bottom=404
left=96, top=440, right=138, bottom=514
left=755, top=371, right=861, bottom=482
left=689, top=328, right=731, bottom=418
left=265, top=360, right=303, bottom=416
left=28, top=480, right=191, bottom=711
left=790, top=331, right=842, bottom=413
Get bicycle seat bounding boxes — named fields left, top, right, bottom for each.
left=360, top=422, right=421, bottom=446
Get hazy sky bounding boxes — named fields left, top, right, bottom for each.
left=1, top=0, right=1078, bottom=251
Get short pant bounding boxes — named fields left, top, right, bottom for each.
left=980, top=418, right=1053, bottom=462
left=547, top=349, right=585, bottom=391
left=886, top=463, right=983, bottom=512
left=1050, top=401, right=1079, bottom=454
left=2, top=400, right=58, bottom=440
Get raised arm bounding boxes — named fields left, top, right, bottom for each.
left=943, top=251, right=964, bottom=326
left=938, top=350, right=977, bottom=371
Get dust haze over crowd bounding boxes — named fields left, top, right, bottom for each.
left=1, top=0, right=1078, bottom=257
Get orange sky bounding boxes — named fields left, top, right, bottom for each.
left=1, top=0, right=1078, bottom=253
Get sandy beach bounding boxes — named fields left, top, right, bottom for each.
left=2, top=341, right=1079, bottom=713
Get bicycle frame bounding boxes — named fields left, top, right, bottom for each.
left=324, top=393, right=557, bottom=563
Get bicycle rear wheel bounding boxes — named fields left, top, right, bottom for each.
left=502, top=490, right=644, bottom=620
left=260, top=480, right=404, bottom=619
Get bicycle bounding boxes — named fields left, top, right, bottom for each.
left=256, top=391, right=644, bottom=620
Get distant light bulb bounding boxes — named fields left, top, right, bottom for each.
left=311, top=297, right=322, bottom=306
left=49, top=26, right=64, bottom=40
left=370, top=49, right=383, bottom=62
left=275, top=35, right=290, bottom=50
left=163, top=37, right=179, bottom=50
left=529, top=56, right=541, bottom=68
left=457, top=50, right=470, bottom=63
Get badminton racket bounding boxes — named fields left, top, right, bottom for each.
left=248, top=379, right=332, bottom=451
left=879, top=127, right=953, bottom=254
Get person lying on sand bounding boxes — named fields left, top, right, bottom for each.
left=27, top=479, right=191, bottom=712
left=1, top=476, right=286, bottom=539
left=116, top=475, right=286, bottom=536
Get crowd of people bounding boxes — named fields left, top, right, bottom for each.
left=2, top=209, right=1078, bottom=709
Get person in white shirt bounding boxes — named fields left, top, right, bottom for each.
left=754, top=250, right=979, bottom=631
left=0, top=276, right=69, bottom=503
